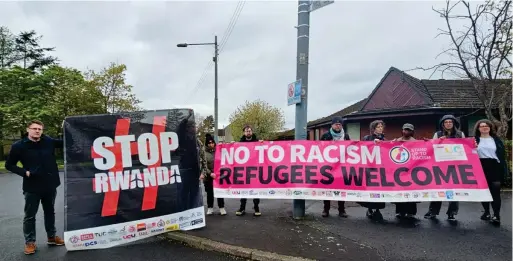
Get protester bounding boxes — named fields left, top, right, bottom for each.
left=200, top=134, right=226, bottom=216
left=474, top=119, right=507, bottom=224
left=392, top=123, right=419, bottom=219
left=424, top=114, right=465, bottom=221
left=320, top=116, right=349, bottom=218
left=359, top=120, right=387, bottom=221
left=235, top=125, right=262, bottom=216
left=5, top=120, right=65, bottom=255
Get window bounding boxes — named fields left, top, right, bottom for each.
left=346, top=123, right=361, bottom=140
left=467, top=116, right=481, bottom=137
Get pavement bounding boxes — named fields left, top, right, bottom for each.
left=1, top=172, right=511, bottom=261
left=0, top=173, right=239, bottom=261
left=166, top=186, right=512, bottom=261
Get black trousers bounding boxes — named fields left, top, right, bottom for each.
left=239, top=198, right=260, bottom=209
left=480, top=158, right=502, bottom=216
left=203, top=179, right=224, bottom=208
left=23, top=189, right=57, bottom=243
left=395, top=202, right=417, bottom=215
left=323, top=200, right=345, bottom=212
left=428, top=201, right=459, bottom=215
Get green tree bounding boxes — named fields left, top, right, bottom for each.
left=87, top=62, right=141, bottom=113
left=14, top=30, right=58, bottom=71
left=228, top=99, right=285, bottom=140
left=0, top=26, right=17, bottom=69
left=36, top=65, right=106, bottom=135
left=196, top=114, right=215, bottom=143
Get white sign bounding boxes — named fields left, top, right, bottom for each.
left=309, top=0, right=334, bottom=12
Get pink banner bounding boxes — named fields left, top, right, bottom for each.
left=213, top=138, right=492, bottom=202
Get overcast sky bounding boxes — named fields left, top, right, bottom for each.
left=0, top=1, right=466, bottom=130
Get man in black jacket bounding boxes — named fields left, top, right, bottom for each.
left=235, top=125, right=262, bottom=216
left=5, top=120, right=65, bottom=255
left=321, top=116, right=349, bottom=218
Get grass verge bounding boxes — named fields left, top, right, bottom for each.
left=0, top=159, right=64, bottom=173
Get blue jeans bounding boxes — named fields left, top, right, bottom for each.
left=23, top=189, right=57, bottom=243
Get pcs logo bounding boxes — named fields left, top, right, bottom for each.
left=389, top=146, right=411, bottom=164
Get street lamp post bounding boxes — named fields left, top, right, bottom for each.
left=177, top=36, right=220, bottom=143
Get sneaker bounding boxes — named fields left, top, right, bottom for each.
left=424, top=211, right=436, bottom=219
left=235, top=208, right=245, bottom=216
left=219, top=208, right=227, bottom=216
left=396, top=213, right=404, bottom=219
left=322, top=210, right=329, bottom=217
left=47, top=236, right=65, bottom=246
left=447, top=214, right=456, bottom=221
left=491, top=215, right=501, bottom=224
left=206, top=208, right=214, bottom=215
left=338, top=210, right=348, bottom=218
left=480, top=212, right=491, bottom=221
left=24, top=242, right=36, bottom=255
left=405, top=214, right=417, bottom=220
left=254, top=206, right=261, bottom=216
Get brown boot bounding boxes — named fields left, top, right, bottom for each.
left=24, top=242, right=36, bottom=255
left=47, top=236, right=65, bottom=246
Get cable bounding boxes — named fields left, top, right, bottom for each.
left=186, top=1, right=246, bottom=101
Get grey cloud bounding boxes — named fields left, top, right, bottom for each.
left=0, top=1, right=465, bottom=130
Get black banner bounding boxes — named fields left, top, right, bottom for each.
left=63, top=109, right=205, bottom=250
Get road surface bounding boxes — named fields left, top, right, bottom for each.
left=0, top=173, right=238, bottom=261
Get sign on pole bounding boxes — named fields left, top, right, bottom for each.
left=309, top=0, right=334, bottom=12
left=287, top=79, right=302, bottom=106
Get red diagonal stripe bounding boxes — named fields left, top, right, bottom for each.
left=141, top=116, right=167, bottom=211
left=101, top=118, right=131, bottom=217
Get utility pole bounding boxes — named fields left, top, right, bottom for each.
left=214, top=35, right=219, bottom=143
left=293, top=0, right=334, bottom=220
left=293, top=0, right=311, bottom=220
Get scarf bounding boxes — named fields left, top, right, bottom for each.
left=330, top=128, right=344, bottom=140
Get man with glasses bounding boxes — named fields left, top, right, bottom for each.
left=5, top=120, right=65, bottom=255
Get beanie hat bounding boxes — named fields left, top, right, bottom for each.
left=332, top=116, right=343, bottom=125
left=205, top=133, right=215, bottom=145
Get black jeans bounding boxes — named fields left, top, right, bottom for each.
left=203, top=179, right=224, bottom=208
left=239, top=198, right=260, bottom=210
left=480, top=158, right=502, bottom=216
left=428, top=201, right=459, bottom=215
left=323, top=200, right=345, bottom=212
left=395, top=202, right=417, bottom=215
left=23, top=189, right=57, bottom=243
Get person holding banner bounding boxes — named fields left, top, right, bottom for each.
left=321, top=116, right=349, bottom=218
left=5, top=120, right=65, bottom=255
left=201, top=134, right=227, bottom=216
left=392, top=123, right=419, bottom=220
left=474, top=119, right=507, bottom=224
left=359, top=120, right=387, bottom=221
left=235, top=125, right=263, bottom=216
left=424, top=114, right=465, bottom=221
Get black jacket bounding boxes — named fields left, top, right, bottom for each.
left=476, top=135, right=509, bottom=180
left=5, top=135, right=63, bottom=193
left=363, top=133, right=385, bottom=141
left=240, top=134, right=258, bottom=142
left=435, top=115, right=464, bottom=138
left=321, top=131, right=350, bottom=141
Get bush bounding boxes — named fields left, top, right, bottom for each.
left=503, top=140, right=512, bottom=188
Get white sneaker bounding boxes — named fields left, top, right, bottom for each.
left=207, top=208, right=213, bottom=215
left=219, top=208, right=227, bottom=216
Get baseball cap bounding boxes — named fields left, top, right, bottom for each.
left=402, top=123, right=414, bottom=130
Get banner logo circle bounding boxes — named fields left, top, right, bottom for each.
left=389, top=146, right=411, bottom=164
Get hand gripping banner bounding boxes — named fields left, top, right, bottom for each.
left=213, top=138, right=492, bottom=202
left=63, top=109, right=205, bottom=251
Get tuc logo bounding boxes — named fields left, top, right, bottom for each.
left=389, top=146, right=411, bottom=164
